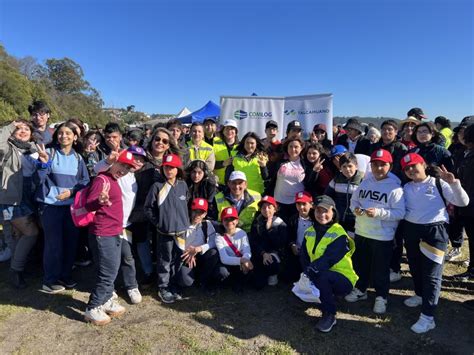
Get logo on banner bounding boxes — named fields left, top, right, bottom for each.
left=234, top=110, right=248, bottom=120
left=234, top=110, right=272, bottom=120
left=285, top=109, right=330, bottom=115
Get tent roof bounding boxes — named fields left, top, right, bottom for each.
left=176, top=107, right=191, bottom=118
left=178, top=100, right=220, bottom=124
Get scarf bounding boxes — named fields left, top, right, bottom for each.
left=8, top=137, right=36, bottom=154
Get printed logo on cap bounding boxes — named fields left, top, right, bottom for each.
left=404, top=155, right=411, bottom=163
left=198, top=199, right=205, bottom=206
left=376, top=150, right=383, bottom=158
left=166, top=155, right=173, bottom=162
left=226, top=208, right=233, bottom=214
left=298, top=192, right=303, bottom=198
left=126, top=152, right=132, bottom=160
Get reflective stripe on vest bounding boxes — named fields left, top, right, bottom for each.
left=304, top=223, right=359, bottom=286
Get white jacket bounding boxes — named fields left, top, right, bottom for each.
left=215, top=228, right=251, bottom=266
left=350, top=172, right=405, bottom=241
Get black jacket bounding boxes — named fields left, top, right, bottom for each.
left=337, top=134, right=371, bottom=155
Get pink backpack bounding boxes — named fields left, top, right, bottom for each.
left=70, top=175, right=110, bottom=227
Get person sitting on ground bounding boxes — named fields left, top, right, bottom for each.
left=301, top=195, right=358, bottom=333
left=215, top=206, right=253, bottom=293
left=249, top=196, right=287, bottom=289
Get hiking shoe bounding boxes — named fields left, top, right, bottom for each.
left=344, top=288, right=368, bottom=302
left=84, top=306, right=111, bottom=326
left=373, top=296, right=387, bottom=314
left=453, top=270, right=474, bottom=282
left=10, top=270, right=27, bottom=289
left=445, top=247, right=462, bottom=262
left=58, top=278, right=77, bottom=289
left=0, top=247, right=12, bottom=262
left=103, top=298, right=126, bottom=317
left=41, top=284, right=66, bottom=294
left=158, top=289, right=176, bottom=304
left=268, top=275, right=279, bottom=286
left=389, top=270, right=402, bottom=282
left=316, top=313, right=337, bottom=333
left=127, top=288, right=142, bottom=304
left=404, top=295, right=422, bottom=308
left=411, top=314, right=435, bottom=334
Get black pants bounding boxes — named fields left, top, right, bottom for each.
left=178, top=248, right=221, bottom=287
left=156, top=233, right=182, bottom=291
left=389, top=223, right=404, bottom=273
left=252, top=254, right=280, bottom=289
left=403, top=221, right=448, bottom=317
left=352, top=235, right=392, bottom=298
left=448, top=210, right=464, bottom=249
left=309, top=270, right=353, bottom=315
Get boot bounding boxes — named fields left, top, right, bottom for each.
left=11, top=269, right=27, bottom=289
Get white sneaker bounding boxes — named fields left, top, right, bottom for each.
left=404, top=295, right=423, bottom=308
left=445, top=247, right=462, bottom=262
left=389, top=270, right=402, bottom=282
left=344, top=288, right=368, bottom=302
left=127, top=288, right=142, bottom=304
left=373, top=296, right=387, bottom=314
left=411, top=314, right=436, bottom=334
left=0, top=247, right=12, bottom=262
left=111, top=291, right=118, bottom=301
left=267, top=275, right=278, bottom=286
left=84, top=306, right=111, bottom=326
left=103, top=298, right=126, bottom=317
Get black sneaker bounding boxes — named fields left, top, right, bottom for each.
left=158, top=289, right=176, bottom=304
left=454, top=270, right=474, bottom=282
left=58, top=279, right=77, bottom=289
left=10, top=270, right=27, bottom=289
left=316, top=313, right=337, bottom=333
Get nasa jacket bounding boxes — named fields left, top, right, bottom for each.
left=350, top=172, right=405, bottom=241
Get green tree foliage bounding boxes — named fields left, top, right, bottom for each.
left=0, top=43, right=110, bottom=126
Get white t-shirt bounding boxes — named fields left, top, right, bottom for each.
left=274, top=159, right=305, bottom=204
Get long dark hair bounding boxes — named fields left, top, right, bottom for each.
left=235, top=131, right=265, bottom=156
left=51, top=121, right=80, bottom=149
left=412, top=122, right=443, bottom=146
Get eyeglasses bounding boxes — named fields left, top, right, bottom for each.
left=31, top=112, right=48, bottom=117
left=416, top=129, right=431, bottom=135
left=154, top=136, right=169, bottom=145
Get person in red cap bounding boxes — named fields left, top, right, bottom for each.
left=346, top=149, right=405, bottom=315
left=178, top=198, right=222, bottom=295
left=84, top=150, right=137, bottom=325
left=284, top=191, right=315, bottom=283
left=400, top=152, right=469, bottom=333
left=144, top=153, right=190, bottom=304
left=215, top=206, right=253, bottom=293
left=249, top=196, right=287, bottom=288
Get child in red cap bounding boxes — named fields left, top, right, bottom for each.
left=215, top=206, right=253, bottom=293
left=144, top=154, right=190, bottom=304
left=347, top=149, right=405, bottom=315
left=401, top=153, right=469, bottom=333
left=249, top=196, right=287, bottom=288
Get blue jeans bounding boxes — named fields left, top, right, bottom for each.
left=120, top=239, right=138, bottom=290
left=40, top=205, right=79, bottom=285
left=88, top=235, right=122, bottom=308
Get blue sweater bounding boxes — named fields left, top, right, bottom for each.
left=35, top=147, right=90, bottom=206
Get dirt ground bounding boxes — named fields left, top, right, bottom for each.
left=0, top=248, right=473, bottom=354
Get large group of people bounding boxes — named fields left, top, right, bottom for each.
left=0, top=101, right=473, bottom=334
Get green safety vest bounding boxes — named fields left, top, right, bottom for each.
left=215, top=189, right=261, bottom=233
left=232, top=155, right=264, bottom=194
left=304, top=223, right=359, bottom=287
left=186, top=140, right=214, bottom=162
left=213, top=137, right=237, bottom=186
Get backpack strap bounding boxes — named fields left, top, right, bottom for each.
left=202, top=220, right=209, bottom=243
left=435, top=177, right=447, bottom=207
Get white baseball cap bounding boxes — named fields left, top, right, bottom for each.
left=221, top=119, right=238, bottom=129
left=229, top=171, right=247, bottom=181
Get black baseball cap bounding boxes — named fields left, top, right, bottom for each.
left=314, top=195, right=336, bottom=210
left=407, top=107, right=427, bottom=120
left=265, top=120, right=278, bottom=129
left=286, top=120, right=302, bottom=133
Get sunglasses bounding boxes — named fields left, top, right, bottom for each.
left=154, top=136, right=169, bottom=145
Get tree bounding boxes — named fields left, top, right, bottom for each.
left=45, top=58, right=90, bottom=94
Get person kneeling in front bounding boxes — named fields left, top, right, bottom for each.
left=301, top=195, right=358, bottom=333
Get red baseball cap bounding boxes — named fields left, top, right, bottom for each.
left=370, top=149, right=393, bottom=164
left=258, top=195, right=277, bottom=208
left=295, top=191, right=313, bottom=203
left=191, top=198, right=208, bottom=212
left=117, top=150, right=136, bottom=168
left=162, top=154, right=182, bottom=168
left=401, top=153, right=425, bottom=170
left=221, top=206, right=239, bottom=221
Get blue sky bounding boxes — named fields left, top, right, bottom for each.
left=1, top=0, right=472, bottom=120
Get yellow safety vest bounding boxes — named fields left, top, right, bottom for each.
left=186, top=140, right=214, bottom=162
left=304, top=223, right=359, bottom=287
left=215, top=189, right=261, bottom=233
left=213, top=137, right=237, bottom=186
left=232, top=155, right=264, bottom=194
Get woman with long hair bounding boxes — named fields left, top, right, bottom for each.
left=213, top=119, right=239, bottom=188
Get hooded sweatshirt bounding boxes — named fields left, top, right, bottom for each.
left=350, top=172, right=405, bottom=241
